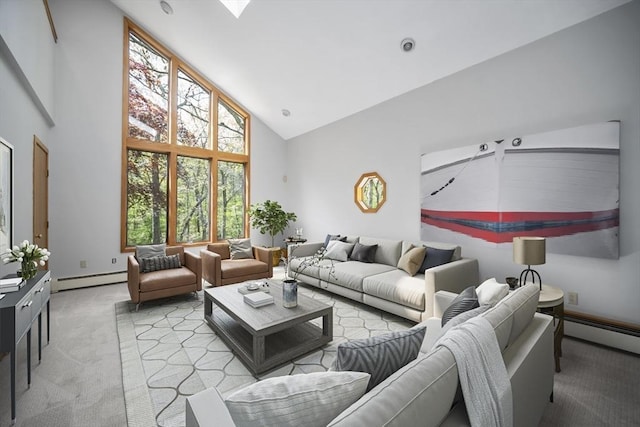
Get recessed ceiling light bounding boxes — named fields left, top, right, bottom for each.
left=160, top=0, right=173, bottom=15
left=281, top=109, right=291, bottom=117
left=401, top=38, right=415, bottom=52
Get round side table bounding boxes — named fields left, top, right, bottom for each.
left=537, top=284, right=564, bottom=373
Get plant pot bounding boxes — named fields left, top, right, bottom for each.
left=282, top=279, right=298, bottom=308
left=270, top=248, right=282, bottom=267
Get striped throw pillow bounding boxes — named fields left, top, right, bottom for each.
left=140, top=254, right=181, bottom=273
left=441, top=285, right=479, bottom=326
left=331, top=326, right=426, bottom=391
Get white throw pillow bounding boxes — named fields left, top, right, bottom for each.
left=225, top=371, right=371, bottom=427
left=324, top=240, right=355, bottom=262
left=476, top=278, right=509, bottom=306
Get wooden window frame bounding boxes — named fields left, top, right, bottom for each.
left=121, top=19, right=250, bottom=251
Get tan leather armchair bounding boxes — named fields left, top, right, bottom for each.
left=128, top=246, right=202, bottom=308
left=201, top=242, right=273, bottom=287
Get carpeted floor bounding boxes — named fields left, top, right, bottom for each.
left=115, top=284, right=413, bottom=427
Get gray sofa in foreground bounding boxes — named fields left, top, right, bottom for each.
left=288, top=235, right=480, bottom=322
left=185, top=283, right=554, bottom=427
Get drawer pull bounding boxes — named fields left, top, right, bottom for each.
left=22, top=301, right=33, bottom=309
left=36, top=288, right=44, bottom=293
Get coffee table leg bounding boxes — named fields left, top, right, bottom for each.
left=323, top=310, right=333, bottom=339
left=253, top=335, right=265, bottom=368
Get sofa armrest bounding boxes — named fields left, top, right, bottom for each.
left=288, top=242, right=324, bottom=258
left=422, top=258, right=479, bottom=320
left=433, top=291, right=459, bottom=318
left=127, top=255, right=140, bottom=303
left=184, top=251, right=203, bottom=291
left=186, top=387, right=236, bottom=427
left=201, top=249, right=222, bottom=287
left=253, top=246, right=274, bottom=276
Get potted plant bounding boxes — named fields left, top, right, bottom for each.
left=248, top=200, right=297, bottom=266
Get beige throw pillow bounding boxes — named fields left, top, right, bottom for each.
left=228, top=238, right=254, bottom=260
left=397, top=245, right=427, bottom=276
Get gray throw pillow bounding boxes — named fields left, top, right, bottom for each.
left=135, top=243, right=166, bottom=261
left=324, top=240, right=355, bottom=262
left=441, top=286, right=480, bottom=326
left=417, top=246, right=455, bottom=274
left=140, top=254, right=181, bottom=273
left=331, top=326, right=426, bottom=391
left=349, top=243, right=378, bottom=263
left=228, top=238, right=254, bottom=260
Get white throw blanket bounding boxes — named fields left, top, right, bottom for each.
left=435, top=316, right=513, bottom=427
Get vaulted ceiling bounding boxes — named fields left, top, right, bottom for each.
left=110, top=0, right=629, bottom=140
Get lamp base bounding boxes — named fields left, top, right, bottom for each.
left=519, top=267, right=542, bottom=290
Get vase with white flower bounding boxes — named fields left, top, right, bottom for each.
left=2, top=240, right=51, bottom=281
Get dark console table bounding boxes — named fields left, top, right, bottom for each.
left=0, top=270, right=51, bottom=424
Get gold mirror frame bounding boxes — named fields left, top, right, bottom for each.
left=354, top=172, right=386, bottom=213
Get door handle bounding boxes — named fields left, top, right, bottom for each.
left=36, top=234, right=43, bottom=238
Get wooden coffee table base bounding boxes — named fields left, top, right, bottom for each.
left=204, top=283, right=333, bottom=374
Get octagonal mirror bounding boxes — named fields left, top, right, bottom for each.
left=354, top=172, right=386, bottom=213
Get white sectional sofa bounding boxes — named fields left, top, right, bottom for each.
left=287, top=235, right=480, bottom=322
left=186, top=283, right=555, bottom=427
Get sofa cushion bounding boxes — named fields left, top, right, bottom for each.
left=481, top=282, right=539, bottom=350
left=441, top=286, right=479, bottom=326
left=362, top=270, right=425, bottom=310
left=139, top=254, right=182, bottom=273
left=331, top=327, right=426, bottom=392
left=221, top=259, right=269, bottom=279
left=325, top=241, right=355, bottom=262
left=135, top=243, right=166, bottom=260
left=228, top=238, right=254, bottom=260
left=328, top=347, right=459, bottom=427
left=139, top=267, right=196, bottom=291
left=329, top=261, right=396, bottom=292
left=349, top=243, right=378, bottom=263
left=397, top=245, right=427, bottom=276
left=358, top=236, right=402, bottom=267
left=418, top=246, right=455, bottom=274
left=476, top=278, right=510, bottom=306
left=225, top=371, right=371, bottom=427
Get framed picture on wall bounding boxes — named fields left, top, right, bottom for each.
left=0, top=136, right=13, bottom=256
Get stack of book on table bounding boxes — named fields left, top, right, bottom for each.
left=243, top=291, right=274, bottom=308
left=0, top=277, right=25, bottom=293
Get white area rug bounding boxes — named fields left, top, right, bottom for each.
left=116, top=284, right=413, bottom=427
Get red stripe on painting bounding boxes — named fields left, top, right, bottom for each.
left=421, top=209, right=619, bottom=222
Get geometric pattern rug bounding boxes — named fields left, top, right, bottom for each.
left=115, top=282, right=413, bottom=427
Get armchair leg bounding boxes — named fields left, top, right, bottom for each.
left=136, top=302, right=141, bottom=312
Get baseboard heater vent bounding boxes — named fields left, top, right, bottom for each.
left=565, top=310, right=640, bottom=337
left=55, top=271, right=127, bottom=291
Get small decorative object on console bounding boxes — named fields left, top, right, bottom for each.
left=282, top=279, right=298, bottom=308
left=2, top=240, right=51, bottom=281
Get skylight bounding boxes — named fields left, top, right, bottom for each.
left=219, top=0, right=250, bottom=18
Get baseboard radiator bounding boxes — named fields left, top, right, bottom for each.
left=54, top=271, right=127, bottom=291
left=565, top=310, right=640, bottom=355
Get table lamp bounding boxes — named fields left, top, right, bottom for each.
left=513, top=236, right=545, bottom=289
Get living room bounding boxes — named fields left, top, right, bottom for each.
left=1, top=0, right=639, bottom=426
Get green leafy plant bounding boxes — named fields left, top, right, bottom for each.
left=248, top=200, right=297, bottom=247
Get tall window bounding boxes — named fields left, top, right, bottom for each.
left=122, top=19, right=250, bottom=250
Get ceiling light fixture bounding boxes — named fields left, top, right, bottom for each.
left=281, top=109, right=291, bottom=117
left=401, top=38, right=415, bottom=52
left=219, top=0, right=251, bottom=18
left=160, top=0, right=173, bottom=15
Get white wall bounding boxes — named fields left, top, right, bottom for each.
left=1, top=0, right=288, bottom=280
left=0, top=0, right=56, bottom=123
left=287, top=2, right=640, bottom=325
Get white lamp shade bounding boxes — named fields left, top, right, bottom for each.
left=513, top=237, right=546, bottom=266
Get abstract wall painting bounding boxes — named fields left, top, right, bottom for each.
left=420, top=121, right=620, bottom=259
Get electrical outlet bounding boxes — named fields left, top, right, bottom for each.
left=80, top=260, right=87, bottom=268
left=567, top=291, right=578, bottom=305
left=112, top=258, right=117, bottom=264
